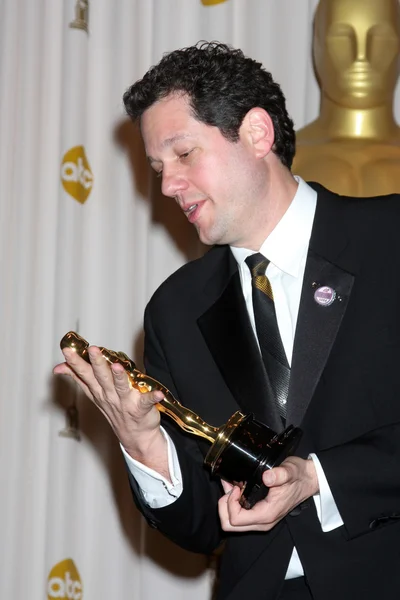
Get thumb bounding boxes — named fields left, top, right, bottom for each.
left=263, top=465, right=291, bottom=487
left=111, top=363, right=164, bottom=407
left=137, top=389, right=165, bottom=412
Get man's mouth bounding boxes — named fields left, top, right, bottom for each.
left=184, top=204, right=198, bottom=215
left=180, top=200, right=205, bottom=224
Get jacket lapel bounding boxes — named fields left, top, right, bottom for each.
left=196, top=185, right=357, bottom=431
left=286, top=250, right=354, bottom=426
left=197, top=249, right=283, bottom=432
left=286, top=185, right=356, bottom=427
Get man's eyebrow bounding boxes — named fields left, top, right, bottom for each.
left=161, top=133, right=192, bottom=149
left=147, top=134, right=193, bottom=164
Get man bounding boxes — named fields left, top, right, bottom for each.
left=54, top=42, right=400, bottom=599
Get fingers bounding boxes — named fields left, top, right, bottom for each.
left=87, top=346, right=121, bottom=397
left=218, top=459, right=317, bottom=533
left=61, top=347, right=102, bottom=397
left=57, top=346, right=129, bottom=410
left=218, top=485, right=243, bottom=530
left=54, top=344, right=166, bottom=453
left=53, top=361, right=94, bottom=400
left=53, top=362, right=71, bottom=376
left=109, top=361, right=164, bottom=407
left=79, top=347, right=164, bottom=408
left=218, top=485, right=274, bottom=532
left=58, top=345, right=163, bottom=413
left=109, top=363, right=134, bottom=403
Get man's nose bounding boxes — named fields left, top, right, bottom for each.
left=161, top=169, right=189, bottom=198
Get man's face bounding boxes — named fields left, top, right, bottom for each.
left=141, top=94, right=269, bottom=248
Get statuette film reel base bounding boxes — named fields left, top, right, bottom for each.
left=60, top=332, right=302, bottom=509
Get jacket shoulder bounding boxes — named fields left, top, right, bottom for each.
left=311, top=182, right=400, bottom=235
left=311, top=181, right=400, bottom=214
left=148, top=245, right=230, bottom=309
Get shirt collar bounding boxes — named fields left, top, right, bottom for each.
left=230, top=177, right=317, bottom=278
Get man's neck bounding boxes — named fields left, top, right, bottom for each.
left=245, top=172, right=298, bottom=251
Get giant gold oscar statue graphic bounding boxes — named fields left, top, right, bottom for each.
left=60, top=332, right=302, bottom=509
left=293, top=0, right=400, bottom=196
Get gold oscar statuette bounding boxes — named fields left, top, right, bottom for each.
left=60, top=332, right=302, bottom=509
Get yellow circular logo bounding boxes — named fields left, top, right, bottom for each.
left=201, top=0, right=228, bottom=5
left=47, top=558, right=83, bottom=599
left=61, top=146, right=93, bottom=204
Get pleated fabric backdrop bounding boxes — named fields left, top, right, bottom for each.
left=3, top=0, right=396, bottom=598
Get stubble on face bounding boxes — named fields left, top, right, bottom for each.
left=199, top=145, right=270, bottom=248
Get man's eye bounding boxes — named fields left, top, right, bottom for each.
left=180, top=150, right=192, bottom=159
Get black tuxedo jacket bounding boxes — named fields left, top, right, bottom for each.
left=128, top=185, right=400, bottom=600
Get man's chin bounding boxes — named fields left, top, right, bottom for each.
left=197, top=228, right=220, bottom=247
left=195, top=221, right=228, bottom=246
left=199, top=237, right=226, bottom=248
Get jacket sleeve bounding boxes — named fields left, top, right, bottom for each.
left=127, top=304, right=224, bottom=555
left=317, top=419, right=400, bottom=539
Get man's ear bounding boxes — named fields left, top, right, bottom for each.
left=240, top=108, right=275, bottom=159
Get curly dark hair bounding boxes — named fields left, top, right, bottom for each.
left=123, top=41, right=295, bottom=169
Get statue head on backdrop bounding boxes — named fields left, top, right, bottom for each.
left=314, top=0, right=400, bottom=109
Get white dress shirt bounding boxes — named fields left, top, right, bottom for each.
left=122, top=177, right=343, bottom=578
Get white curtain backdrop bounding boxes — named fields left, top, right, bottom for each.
left=2, top=0, right=398, bottom=598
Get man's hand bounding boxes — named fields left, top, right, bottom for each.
left=53, top=346, right=169, bottom=476
left=218, top=457, right=318, bottom=532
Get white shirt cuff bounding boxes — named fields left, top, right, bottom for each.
left=121, top=427, right=183, bottom=508
left=309, top=453, right=344, bottom=532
